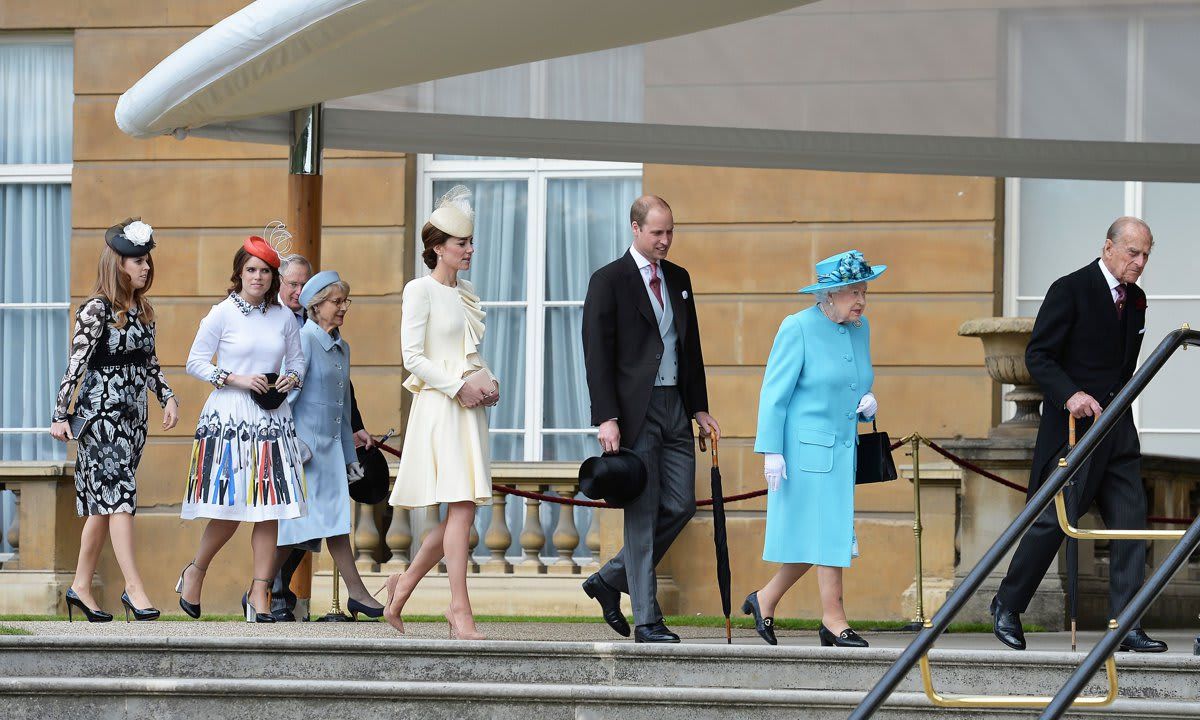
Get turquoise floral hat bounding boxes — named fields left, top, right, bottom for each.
left=798, top=250, right=886, bottom=294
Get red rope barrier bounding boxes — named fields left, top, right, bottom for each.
left=376, top=437, right=1194, bottom=525
left=918, top=437, right=1194, bottom=526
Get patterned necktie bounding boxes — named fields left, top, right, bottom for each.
left=1115, top=283, right=1127, bottom=320
left=648, top=262, right=664, bottom=308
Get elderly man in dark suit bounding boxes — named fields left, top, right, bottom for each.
left=992, top=216, right=1165, bottom=653
left=580, top=195, right=720, bottom=643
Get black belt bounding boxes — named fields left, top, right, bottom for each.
left=88, top=347, right=150, bottom=370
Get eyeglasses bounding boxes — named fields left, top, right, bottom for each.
left=325, top=298, right=353, bottom=308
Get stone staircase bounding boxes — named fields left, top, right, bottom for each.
left=2, top=635, right=1200, bottom=718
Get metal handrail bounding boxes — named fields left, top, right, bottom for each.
left=849, top=325, right=1200, bottom=719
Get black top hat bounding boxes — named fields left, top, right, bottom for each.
left=104, top=217, right=156, bottom=257
left=578, top=448, right=647, bottom=508
left=249, top=372, right=287, bottom=410
left=349, top=445, right=391, bottom=505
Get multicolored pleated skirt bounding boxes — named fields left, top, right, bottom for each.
left=182, top=390, right=307, bottom=522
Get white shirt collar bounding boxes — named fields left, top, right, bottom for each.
left=1097, top=258, right=1121, bottom=291
left=629, top=244, right=655, bottom=271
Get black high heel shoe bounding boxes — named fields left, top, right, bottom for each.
left=818, top=624, right=869, bottom=648
left=740, top=591, right=777, bottom=646
left=242, top=578, right=276, bottom=623
left=175, top=561, right=205, bottom=619
left=120, top=591, right=161, bottom=622
left=347, top=597, right=384, bottom=621
left=65, top=588, right=113, bottom=623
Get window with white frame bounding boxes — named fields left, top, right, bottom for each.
left=1006, top=8, right=1200, bottom=457
left=419, top=159, right=642, bottom=462
left=0, top=36, right=73, bottom=462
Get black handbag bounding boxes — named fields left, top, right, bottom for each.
left=250, top=372, right=288, bottom=410
left=855, top=419, right=898, bottom=485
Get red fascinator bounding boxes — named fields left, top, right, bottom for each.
left=243, top=235, right=281, bottom=268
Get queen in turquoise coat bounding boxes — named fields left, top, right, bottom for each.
left=740, top=250, right=886, bottom=648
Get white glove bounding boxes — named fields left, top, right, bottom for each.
left=856, top=392, right=878, bottom=418
left=347, top=461, right=365, bottom=482
left=764, top=453, right=786, bottom=492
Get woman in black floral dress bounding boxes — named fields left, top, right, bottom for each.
left=50, top=219, right=179, bottom=622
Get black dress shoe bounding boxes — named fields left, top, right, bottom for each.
left=119, top=591, right=160, bottom=622
left=741, top=591, right=777, bottom=646
left=582, top=574, right=631, bottom=637
left=635, top=620, right=680, bottom=644
left=65, top=588, right=113, bottom=623
left=990, top=595, right=1026, bottom=650
left=818, top=624, right=869, bottom=647
left=271, top=609, right=297, bottom=622
left=1119, top=628, right=1167, bottom=653
left=347, top=597, right=384, bottom=621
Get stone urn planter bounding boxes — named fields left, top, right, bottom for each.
left=958, top=317, right=1040, bottom=438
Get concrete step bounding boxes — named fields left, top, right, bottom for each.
left=2, top=676, right=1199, bottom=720
left=2, top=636, right=1198, bottom=702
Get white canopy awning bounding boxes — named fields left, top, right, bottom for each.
left=118, top=0, right=1200, bottom=181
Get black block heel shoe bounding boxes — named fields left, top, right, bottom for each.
left=347, top=598, right=384, bottom=621
left=175, top=561, right=204, bottom=619
left=120, top=591, right=161, bottom=622
left=741, top=591, right=777, bottom=645
left=65, top=588, right=113, bottom=623
left=818, top=624, right=869, bottom=648
left=242, top=578, right=276, bottom=623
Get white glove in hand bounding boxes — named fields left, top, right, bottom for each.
left=856, top=392, right=878, bottom=418
left=347, top=461, right=365, bottom=482
left=764, top=453, right=787, bottom=492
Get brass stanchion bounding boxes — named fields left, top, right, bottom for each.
left=315, top=564, right=351, bottom=622
left=902, top=434, right=926, bottom=631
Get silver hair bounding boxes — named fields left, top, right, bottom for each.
left=812, top=289, right=831, bottom=305
left=1106, top=216, right=1153, bottom=247
left=280, top=254, right=312, bottom=276
left=305, top=280, right=351, bottom=317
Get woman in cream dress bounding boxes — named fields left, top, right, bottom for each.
left=383, top=186, right=499, bottom=640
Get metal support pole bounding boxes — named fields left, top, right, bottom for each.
left=907, top=435, right=926, bottom=628
left=1040, top=514, right=1200, bottom=719
left=287, top=104, right=324, bottom=267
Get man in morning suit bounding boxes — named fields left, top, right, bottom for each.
left=580, top=195, right=721, bottom=644
left=992, top=217, right=1166, bottom=653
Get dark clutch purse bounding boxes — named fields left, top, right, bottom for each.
left=855, top=419, right=898, bottom=485
left=250, top=372, right=288, bottom=410
left=66, top=413, right=90, bottom=440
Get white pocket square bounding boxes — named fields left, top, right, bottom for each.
left=1138, top=328, right=1146, bottom=335
left=682, top=290, right=689, bottom=300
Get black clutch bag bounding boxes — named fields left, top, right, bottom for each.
left=66, top=413, right=91, bottom=440
left=855, top=419, right=898, bottom=485
left=250, top=372, right=288, bottom=410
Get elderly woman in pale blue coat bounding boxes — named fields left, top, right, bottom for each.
left=741, top=250, right=885, bottom=648
left=275, top=271, right=383, bottom=620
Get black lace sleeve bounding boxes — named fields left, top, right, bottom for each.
left=51, top=298, right=108, bottom=422
left=145, top=324, right=176, bottom=408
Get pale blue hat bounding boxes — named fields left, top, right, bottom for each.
left=299, top=270, right=342, bottom=308
left=798, top=250, right=886, bottom=294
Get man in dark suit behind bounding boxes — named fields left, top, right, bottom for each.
left=992, top=216, right=1166, bottom=653
left=580, top=195, right=721, bottom=643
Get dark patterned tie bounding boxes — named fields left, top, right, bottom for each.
left=649, top=263, right=664, bottom=308
left=1115, top=283, right=1127, bottom=320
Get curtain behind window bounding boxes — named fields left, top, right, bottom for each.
left=0, top=42, right=72, bottom=462
left=543, top=177, right=641, bottom=461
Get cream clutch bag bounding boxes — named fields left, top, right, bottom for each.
left=459, top=369, right=499, bottom=408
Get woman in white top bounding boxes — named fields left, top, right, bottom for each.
left=382, top=186, right=498, bottom=639
left=176, top=233, right=307, bottom=623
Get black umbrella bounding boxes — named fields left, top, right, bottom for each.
left=701, top=434, right=732, bottom=644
